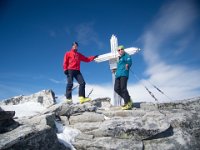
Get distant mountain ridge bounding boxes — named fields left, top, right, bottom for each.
left=0, top=89, right=56, bottom=107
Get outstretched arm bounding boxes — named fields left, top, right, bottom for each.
left=79, top=53, right=95, bottom=62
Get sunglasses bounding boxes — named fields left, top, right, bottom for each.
left=118, top=49, right=124, bottom=51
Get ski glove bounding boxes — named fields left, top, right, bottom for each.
left=94, top=55, right=99, bottom=59
left=64, top=70, right=68, bottom=75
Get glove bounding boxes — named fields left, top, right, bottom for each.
left=64, top=70, right=68, bottom=75
left=111, top=69, right=116, bottom=73
left=94, top=55, right=99, bottom=59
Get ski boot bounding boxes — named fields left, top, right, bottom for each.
left=79, top=96, right=91, bottom=104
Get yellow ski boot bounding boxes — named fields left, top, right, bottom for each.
left=121, top=100, right=133, bottom=110
left=65, top=99, right=72, bottom=104
left=79, top=96, right=91, bottom=104
left=128, top=100, right=133, bottom=108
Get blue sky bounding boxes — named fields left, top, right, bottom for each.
left=0, top=0, right=200, bottom=102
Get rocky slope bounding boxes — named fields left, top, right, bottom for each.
left=0, top=90, right=200, bottom=150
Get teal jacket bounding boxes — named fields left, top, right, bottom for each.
left=115, top=52, right=132, bottom=78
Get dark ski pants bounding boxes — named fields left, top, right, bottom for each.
left=114, top=76, right=130, bottom=104
left=66, top=70, right=86, bottom=99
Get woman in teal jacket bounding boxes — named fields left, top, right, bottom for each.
left=114, top=45, right=132, bottom=110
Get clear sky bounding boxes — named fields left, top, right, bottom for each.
left=1, top=0, right=200, bottom=102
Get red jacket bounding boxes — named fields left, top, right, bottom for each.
left=63, top=48, right=95, bottom=71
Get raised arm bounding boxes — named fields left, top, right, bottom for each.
left=79, top=53, right=95, bottom=62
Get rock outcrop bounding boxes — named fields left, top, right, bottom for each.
left=41, top=97, right=200, bottom=149
left=0, top=90, right=56, bottom=107
left=0, top=90, right=65, bottom=150
left=0, top=113, right=66, bottom=150
left=0, top=90, right=200, bottom=150
left=0, top=109, right=19, bottom=134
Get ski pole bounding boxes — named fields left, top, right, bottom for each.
left=87, top=88, right=93, bottom=98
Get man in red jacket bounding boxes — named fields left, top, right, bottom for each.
left=63, top=42, right=97, bottom=104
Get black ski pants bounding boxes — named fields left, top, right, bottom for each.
left=66, top=70, right=86, bottom=99
left=114, top=76, right=130, bottom=104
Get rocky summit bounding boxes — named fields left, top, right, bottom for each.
left=0, top=90, right=200, bottom=150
